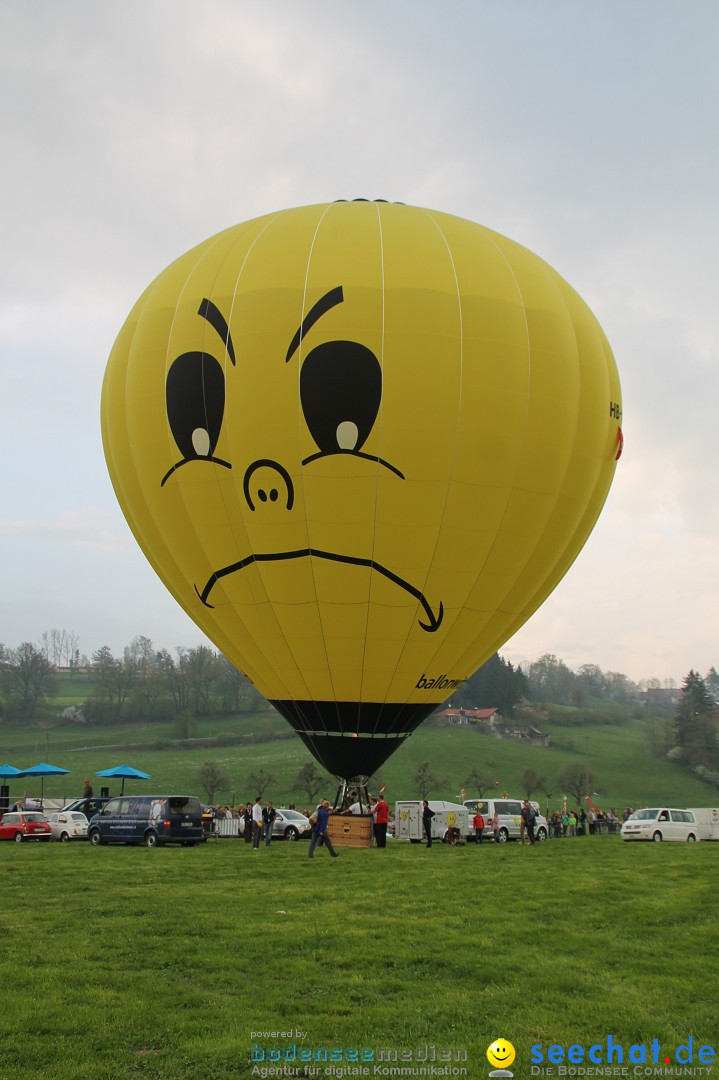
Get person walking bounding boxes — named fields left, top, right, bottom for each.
left=422, top=800, right=435, bottom=847
left=308, top=800, right=339, bottom=859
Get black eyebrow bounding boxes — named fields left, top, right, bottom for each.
left=285, top=286, right=344, bottom=363
left=198, top=298, right=236, bottom=366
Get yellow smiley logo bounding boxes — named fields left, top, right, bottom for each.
left=487, top=1039, right=516, bottom=1069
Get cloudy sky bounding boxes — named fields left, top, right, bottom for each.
left=1, top=1, right=717, bottom=686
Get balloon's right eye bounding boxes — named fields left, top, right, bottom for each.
left=161, top=351, right=229, bottom=486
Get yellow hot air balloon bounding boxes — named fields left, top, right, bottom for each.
left=101, top=201, right=621, bottom=786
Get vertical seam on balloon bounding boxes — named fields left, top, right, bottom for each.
left=293, top=203, right=343, bottom=744
left=358, top=201, right=385, bottom=734
left=381, top=208, right=466, bottom=735
left=419, top=227, right=535, bottom=692
left=477, top=273, right=610, bottom=659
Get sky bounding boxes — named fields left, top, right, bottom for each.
left=1, top=0, right=717, bottom=687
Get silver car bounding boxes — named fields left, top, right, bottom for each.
left=270, top=809, right=312, bottom=841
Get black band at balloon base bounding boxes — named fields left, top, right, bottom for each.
left=269, top=699, right=437, bottom=781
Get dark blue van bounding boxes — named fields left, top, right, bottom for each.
left=88, top=795, right=204, bottom=847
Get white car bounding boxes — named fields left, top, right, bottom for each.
left=47, top=811, right=89, bottom=842
left=621, top=808, right=698, bottom=843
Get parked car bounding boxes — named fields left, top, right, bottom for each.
left=0, top=811, right=53, bottom=843
left=60, top=797, right=112, bottom=819
left=88, top=795, right=204, bottom=847
left=270, top=809, right=312, bottom=840
left=463, top=798, right=548, bottom=842
left=47, top=811, right=89, bottom=842
left=621, top=808, right=698, bottom=842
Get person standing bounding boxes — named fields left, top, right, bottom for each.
left=83, top=778, right=94, bottom=799
left=251, top=796, right=264, bottom=850
left=492, top=811, right=500, bottom=843
left=262, top=800, right=277, bottom=847
left=422, top=800, right=435, bottom=847
left=523, top=800, right=536, bottom=846
left=308, top=800, right=339, bottom=859
left=370, top=792, right=390, bottom=848
left=243, top=801, right=254, bottom=844
left=473, top=809, right=485, bottom=844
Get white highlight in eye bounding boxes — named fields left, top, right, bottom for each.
left=336, top=421, right=358, bottom=450
left=192, top=428, right=211, bottom=456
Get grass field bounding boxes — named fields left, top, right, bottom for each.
left=1, top=834, right=717, bottom=1080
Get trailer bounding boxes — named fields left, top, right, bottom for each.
left=686, top=807, right=719, bottom=841
left=394, top=800, right=470, bottom=844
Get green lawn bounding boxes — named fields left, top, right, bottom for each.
left=0, top=836, right=717, bottom=1079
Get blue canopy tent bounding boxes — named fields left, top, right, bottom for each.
left=20, top=763, right=71, bottom=807
left=96, top=764, right=151, bottom=796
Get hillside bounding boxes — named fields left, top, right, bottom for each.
left=1, top=675, right=715, bottom=810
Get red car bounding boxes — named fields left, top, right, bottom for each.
left=0, top=811, right=53, bottom=842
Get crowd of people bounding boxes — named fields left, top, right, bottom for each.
left=207, top=790, right=391, bottom=858
left=203, top=795, right=636, bottom=849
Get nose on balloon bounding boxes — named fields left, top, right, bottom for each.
left=242, top=459, right=295, bottom=512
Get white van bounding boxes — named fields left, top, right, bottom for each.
left=686, top=808, right=719, bottom=841
left=463, top=798, right=548, bottom=842
left=395, top=800, right=470, bottom=843
left=620, top=807, right=698, bottom=843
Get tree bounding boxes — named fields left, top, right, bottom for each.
left=294, top=762, right=326, bottom=803
left=555, top=763, right=596, bottom=806
left=450, top=652, right=527, bottom=716
left=521, top=768, right=546, bottom=799
left=523, top=654, right=575, bottom=705
left=5, top=642, right=56, bottom=718
left=91, top=645, right=136, bottom=721
left=674, top=670, right=716, bottom=762
left=705, top=667, right=719, bottom=705
left=178, top=646, right=219, bottom=717
left=246, top=768, right=276, bottom=798
left=197, top=761, right=231, bottom=804
left=464, top=767, right=498, bottom=798
left=216, top=655, right=264, bottom=713
left=412, top=762, right=438, bottom=798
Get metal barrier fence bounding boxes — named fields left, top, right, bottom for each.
left=211, top=816, right=242, bottom=838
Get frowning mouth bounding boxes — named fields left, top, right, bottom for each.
left=194, top=549, right=444, bottom=632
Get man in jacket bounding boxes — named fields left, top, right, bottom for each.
left=523, top=800, right=537, bottom=846
left=262, top=801, right=277, bottom=847
left=308, top=800, right=339, bottom=859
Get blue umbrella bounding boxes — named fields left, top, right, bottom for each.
left=0, top=764, right=23, bottom=778
left=0, top=765, right=23, bottom=811
left=96, top=764, right=151, bottom=795
left=20, top=762, right=71, bottom=806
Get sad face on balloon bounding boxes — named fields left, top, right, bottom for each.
left=158, top=282, right=444, bottom=633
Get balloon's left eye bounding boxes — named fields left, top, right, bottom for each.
left=300, top=340, right=381, bottom=456
left=161, top=351, right=229, bottom=485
